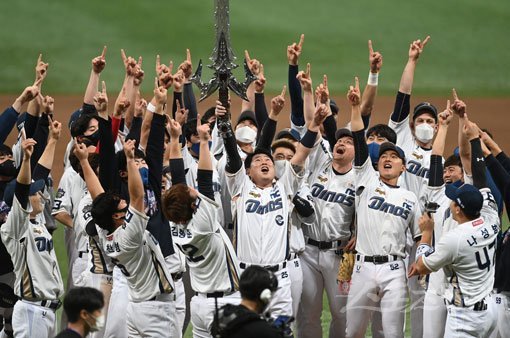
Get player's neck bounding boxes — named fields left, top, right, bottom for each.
left=240, top=299, right=260, bottom=314
left=380, top=176, right=399, bottom=187
left=67, top=322, right=86, bottom=337
left=252, top=177, right=273, bottom=189
left=332, top=160, right=352, bottom=174
left=415, top=138, right=432, bottom=149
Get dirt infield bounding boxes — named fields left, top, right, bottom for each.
left=0, top=94, right=508, bottom=186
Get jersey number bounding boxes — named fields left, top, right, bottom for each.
left=178, top=244, right=205, bottom=263
left=475, top=240, right=496, bottom=272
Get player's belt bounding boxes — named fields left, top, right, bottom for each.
left=307, top=238, right=343, bottom=251
left=356, top=254, right=399, bottom=264
left=78, top=250, right=89, bottom=258
left=287, top=252, right=300, bottom=260
left=171, top=272, right=183, bottom=281
left=22, top=298, right=62, bottom=310
left=239, top=261, right=287, bottom=272
left=194, top=291, right=234, bottom=298
left=446, top=298, right=488, bottom=311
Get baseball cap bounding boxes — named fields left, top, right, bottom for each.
left=378, top=142, right=406, bottom=163
left=244, top=147, right=274, bottom=169
left=2, top=179, right=46, bottom=208
left=330, top=99, right=339, bottom=115
left=237, top=110, right=258, bottom=129
left=445, top=183, right=483, bottom=217
left=276, top=128, right=300, bottom=142
left=335, top=128, right=353, bottom=141
left=413, top=102, right=438, bottom=122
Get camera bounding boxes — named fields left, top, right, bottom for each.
left=424, top=200, right=439, bottom=215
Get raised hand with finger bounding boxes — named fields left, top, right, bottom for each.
left=35, top=53, right=49, bottom=83
left=92, top=46, right=107, bottom=74
left=21, top=138, right=37, bottom=160
left=287, top=34, right=304, bottom=66
left=347, top=77, right=361, bottom=106
left=196, top=115, right=211, bottom=142
left=270, top=85, right=287, bottom=118
left=173, top=70, right=185, bottom=93
left=178, top=49, right=193, bottom=81
left=121, top=49, right=137, bottom=76
left=153, top=77, right=168, bottom=109
left=368, top=40, right=383, bottom=74
left=296, top=63, right=312, bottom=92
left=73, top=142, right=89, bottom=162
left=48, top=115, right=62, bottom=140
left=450, top=88, right=467, bottom=118
left=175, top=100, right=189, bottom=126
left=93, top=81, right=108, bottom=116
left=40, top=94, right=55, bottom=115
left=315, top=75, right=329, bottom=105
left=254, top=64, right=266, bottom=93
left=156, top=55, right=174, bottom=89
left=438, top=100, right=453, bottom=127
left=134, top=92, right=147, bottom=118
left=311, top=103, right=329, bottom=129
left=244, top=50, right=261, bottom=76
left=408, top=36, right=431, bottom=62
left=133, top=56, right=144, bottom=86
left=114, top=88, right=131, bottom=118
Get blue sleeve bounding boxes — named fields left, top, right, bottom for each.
left=147, top=114, right=165, bottom=203
left=183, top=83, right=198, bottom=121
left=288, top=65, right=304, bottom=126
left=390, top=91, right=411, bottom=123
left=254, top=93, right=268, bottom=132
left=0, top=107, right=19, bottom=144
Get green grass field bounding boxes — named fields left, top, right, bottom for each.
left=0, top=0, right=509, bottom=96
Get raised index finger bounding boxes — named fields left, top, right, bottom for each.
left=355, top=76, right=359, bottom=90
left=156, top=55, right=161, bottom=69
left=101, top=46, right=107, bottom=59
left=452, top=88, right=459, bottom=101
left=37, top=53, right=42, bottom=65
left=121, top=49, right=127, bottom=62
left=298, top=34, right=305, bottom=48
left=186, top=48, right=191, bottom=62
left=422, top=35, right=431, bottom=47
left=306, top=63, right=311, bottom=77
left=101, top=81, right=106, bottom=94
left=154, top=77, right=159, bottom=90
left=281, top=85, right=287, bottom=97
left=368, top=40, right=374, bottom=55
left=244, top=50, right=251, bottom=63
left=323, top=74, right=328, bottom=87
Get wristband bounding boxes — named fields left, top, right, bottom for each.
left=147, top=102, right=156, bottom=113
left=368, top=72, right=379, bottom=86
left=416, top=243, right=434, bottom=261
left=300, top=129, right=318, bottom=148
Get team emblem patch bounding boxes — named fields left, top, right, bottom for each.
left=33, top=227, right=42, bottom=235
left=275, top=215, right=284, bottom=226
left=318, top=175, right=328, bottom=183
left=411, top=152, right=423, bottom=160
left=375, top=187, right=386, bottom=196
left=249, top=191, right=261, bottom=198
left=55, top=188, right=65, bottom=198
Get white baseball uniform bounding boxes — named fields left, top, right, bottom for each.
left=227, top=160, right=302, bottom=318
left=422, top=188, right=499, bottom=337
left=297, top=139, right=356, bottom=338
left=164, top=244, right=187, bottom=333
left=1, top=195, right=64, bottom=338
left=101, top=206, right=179, bottom=338
left=172, top=192, right=241, bottom=338
left=346, top=156, right=420, bottom=338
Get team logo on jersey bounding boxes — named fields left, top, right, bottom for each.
left=318, top=175, right=328, bottom=183
left=375, top=187, right=386, bottom=196
left=33, top=227, right=42, bottom=235
left=82, top=204, right=92, bottom=221
left=310, top=183, right=355, bottom=207
left=368, top=196, right=413, bottom=220
left=55, top=188, right=65, bottom=198
left=249, top=191, right=261, bottom=198
left=411, top=152, right=423, bottom=160
left=275, top=215, right=284, bottom=226
left=406, top=160, right=429, bottom=178
left=246, top=198, right=283, bottom=214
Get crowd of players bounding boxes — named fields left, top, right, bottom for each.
left=0, top=34, right=509, bottom=338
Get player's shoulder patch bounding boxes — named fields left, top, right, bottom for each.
left=55, top=188, right=65, bottom=199
left=411, top=151, right=424, bottom=160
left=318, top=174, right=328, bottom=183
left=248, top=191, right=261, bottom=198
left=374, top=187, right=386, bottom=196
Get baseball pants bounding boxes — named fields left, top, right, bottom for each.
left=12, top=300, right=56, bottom=338
left=71, top=256, right=88, bottom=287
left=190, top=292, right=240, bottom=338
left=444, top=294, right=497, bottom=337
left=297, top=245, right=347, bottom=338
left=423, top=291, right=447, bottom=338
left=239, top=263, right=293, bottom=319
left=104, top=266, right=128, bottom=338
left=174, top=278, right=186, bottom=333
left=0, top=272, right=15, bottom=338
left=86, top=272, right=113, bottom=338
left=60, top=226, right=78, bottom=331
left=287, top=255, right=303, bottom=326
left=406, top=243, right=424, bottom=338
left=489, top=292, right=510, bottom=338
left=126, top=293, right=180, bottom=338
left=346, top=258, right=407, bottom=338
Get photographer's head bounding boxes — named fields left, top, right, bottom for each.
left=62, top=287, right=104, bottom=337
left=239, top=266, right=278, bottom=314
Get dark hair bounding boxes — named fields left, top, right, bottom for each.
left=366, top=124, right=397, bottom=144
left=444, top=154, right=462, bottom=169
left=115, top=149, right=145, bottom=173
left=91, top=192, right=122, bottom=233
left=0, top=144, right=13, bottom=157
left=182, top=118, right=198, bottom=142
left=69, top=152, right=100, bottom=179
left=70, top=114, right=98, bottom=138
left=239, top=266, right=278, bottom=302
left=201, top=107, right=216, bottom=125
left=271, top=139, right=296, bottom=155
left=244, top=148, right=274, bottom=169
left=63, top=287, right=104, bottom=323
left=162, top=184, right=195, bottom=224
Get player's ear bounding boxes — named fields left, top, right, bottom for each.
left=245, top=167, right=251, bottom=175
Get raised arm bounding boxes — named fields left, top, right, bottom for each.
left=196, top=117, right=215, bottom=199
left=256, top=86, right=286, bottom=151
left=360, top=40, right=382, bottom=119
left=124, top=140, right=144, bottom=212
left=27, top=54, right=49, bottom=120
left=451, top=89, right=471, bottom=175
left=287, top=34, right=305, bottom=127
left=84, top=46, right=106, bottom=106
left=297, top=63, right=314, bottom=126
left=168, top=118, right=186, bottom=185
left=463, top=121, right=487, bottom=189
left=179, top=49, right=198, bottom=120
left=74, top=143, right=104, bottom=199
left=33, top=117, right=61, bottom=181
left=429, top=104, right=453, bottom=186
left=242, top=50, right=260, bottom=113
left=254, top=64, right=268, bottom=129
left=348, top=77, right=369, bottom=166
left=125, top=56, right=144, bottom=130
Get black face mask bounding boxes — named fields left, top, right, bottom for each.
left=0, top=160, right=16, bottom=177
left=81, top=130, right=100, bottom=147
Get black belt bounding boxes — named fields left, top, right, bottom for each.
left=78, top=250, right=89, bottom=258
left=194, top=291, right=231, bottom=298
left=23, top=299, right=62, bottom=310
left=472, top=299, right=487, bottom=311
left=171, top=272, right=183, bottom=281
left=307, top=238, right=342, bottom=251
left=239, top=261, right=286, bottom=272
left=356, top=254, right=398, bottom=264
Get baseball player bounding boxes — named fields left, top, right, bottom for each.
left=346, top=78, right=421, bottom=338
left=1, top=126, right=64, bottom=338
left=296, top=126, right=356, bottom=338
left=76, top=139, right=179, bottom=338
left=221, top=93, right=326, bottom=320
left=410, top=166, right=500, bottom=338
left=163, top=118, right=240, bottom=337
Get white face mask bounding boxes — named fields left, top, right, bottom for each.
left=414, top=123, right=435, bottom=143
left=235, top=126, right=257, bottom=144
left=88, top=313, right=105, bottom=332
left=274, top=160, right=286, bottom=179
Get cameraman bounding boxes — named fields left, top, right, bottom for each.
left=215, top=266, right=283, bottom=338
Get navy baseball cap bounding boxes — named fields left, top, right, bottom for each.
left=445, top=183, right=483, bottom=217
left=237, top=110, right=258, bottom=129
left=335, top=128, right=353, bottom=141
left=413, top=102, right=438, bottom=122
left=3, top=179, right=46, bottom=208
left=378, top=142, right=406, bottom=163
left=276, top=128, right=300, bottom=142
